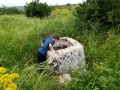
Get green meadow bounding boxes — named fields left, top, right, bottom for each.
left=0, top=13, right=120, bottom=89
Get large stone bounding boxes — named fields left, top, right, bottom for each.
left=47, top=37, right=86, bottom=74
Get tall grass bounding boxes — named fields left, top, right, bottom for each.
left=60, top=30, right=120, bottom=90
left=0, top=13, right=120, bottom=90
left=0, top=14, right=76, bottom=90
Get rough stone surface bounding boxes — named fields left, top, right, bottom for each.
left=47, top=37, right=86, bottom=74
left=59, top=73, right=71, bottom=84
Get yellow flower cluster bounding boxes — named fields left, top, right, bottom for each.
left=54, top=8, right=61, bottom=16
left=51, top=8, right=71, bottom=17
left=0, top=67, right=6, bottom=73
left=61, top=8, right=70, bottom=15
left=0, top=67, right=20, bottom=90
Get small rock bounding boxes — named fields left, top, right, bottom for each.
left=59, top=73, right=71, bottom=84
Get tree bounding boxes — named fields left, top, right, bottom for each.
left=24, top=0, right=52, bottom=18
left=75, top=0, right=120, bottom=31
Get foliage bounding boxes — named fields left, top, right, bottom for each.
left=75, top=0, right=120, bottom=32
left=60, top=30, right=120, bottom=90
left=50, top=5, right=76, bottom=17
left=0, top=5, right=23, bottom=15
left=51, top=8, right=70, bottom=17
left=0, top=6, right=120, bottom=89
left=0, top=67, right=20, bottom=90
left=24, top=0, right=52, bottom=18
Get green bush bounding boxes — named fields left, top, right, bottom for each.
left=24, top=0, right=52, bottom=18
left=0, top=6, right=23, bottom=15
left=0, top=8, right=5, bottom=15
left=75, top=0, right=120, bottom=32
left=6, top=7, right=23, bottom=14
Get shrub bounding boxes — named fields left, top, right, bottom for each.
left=0, top=5, right=23, bottom=15
left=75, top=0, right=120, bottom=32
left=0, top=8, right=5, bottom=15
left=6, top=7, right=23, bottom=14
left=24, top=0, right=52, bottom=18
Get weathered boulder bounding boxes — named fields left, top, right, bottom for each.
left=47, top=37, right=86, bottom=74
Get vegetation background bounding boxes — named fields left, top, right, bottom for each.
left=0, top=0, right=120, bottom=90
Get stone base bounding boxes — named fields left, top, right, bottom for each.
left=47, top=37, right=86, bottom=74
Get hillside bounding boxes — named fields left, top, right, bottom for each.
left=14, top=6, right=24, bottom=11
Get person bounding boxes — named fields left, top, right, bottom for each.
left=38, top=34, right=59, bottom=63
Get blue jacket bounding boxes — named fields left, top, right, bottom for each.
left=38, top=38, right=55, bottom=55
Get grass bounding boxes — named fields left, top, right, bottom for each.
left=0, top=13, right=120, bottom=90
left=60, top=30, right=120, bottom=90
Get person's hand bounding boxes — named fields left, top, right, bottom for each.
left=41, top=40, right=43, bottom=46
left=49, top=44, right=55, bottom=51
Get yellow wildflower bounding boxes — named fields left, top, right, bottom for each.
left=5, top=87, right=13, bottom=90
left=61, top=8, right=70, bottom=15
left=0, top=67, right=20, bottom=90
left=0, top=67, right=6, bottom=73
left=11, top=73, right=20, bottom=78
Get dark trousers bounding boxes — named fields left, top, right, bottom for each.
left=38, top=52, right=46, bottom=63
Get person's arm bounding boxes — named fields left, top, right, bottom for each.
left=49, top=44, right=55, bottom=51
left=41, top=39, right=46, bottom=46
